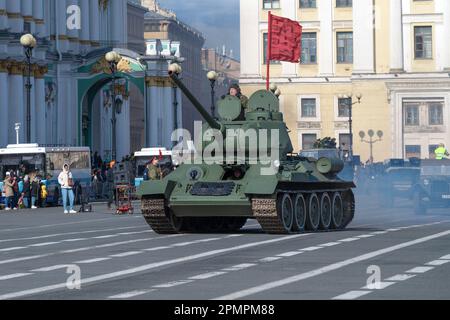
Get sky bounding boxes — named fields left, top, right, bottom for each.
left=158, top=0, right=240, bottom=60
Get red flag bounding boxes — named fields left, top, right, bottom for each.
left=269, top=14, right=302, bottom=62
left=159, top=149, right=163, bottom=161
left=266, top=12, right=302, bottom=89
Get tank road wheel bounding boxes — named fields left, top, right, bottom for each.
left=331, top=192, right=344, bottom=229
left=224, top=217, right=248, bottom=232
left=413, top=190, right=427, bottom=215
left=292, top=194, right=307, bottom=232
left=341, top=190, right=356, bottom=229
left=306, top=193, right=320, bottom=231
left=278, top=193, right=294, bottom=233
left=141, top=197, right=178, bottom=234
left=170, top=213, right=186, bottom=233
left=319, top=193, right=332, bottom=230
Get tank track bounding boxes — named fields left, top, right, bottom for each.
left=141, top=198, right=177, bottom=234
left=252, top=198, right=289, bottom=234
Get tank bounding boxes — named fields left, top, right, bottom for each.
left=137, top=64, right=356, bottom=234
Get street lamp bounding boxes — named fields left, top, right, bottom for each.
left=14, top=123, right=21, bottom=145
left=359, top=130, right=383, bottom=164
left=20, top=33, right=37, bottom=144
left=105, top=51, right=122, bottom=161
left=207, top=70, right=219, bottom=117
left=338, top=92, right=363, bottom=160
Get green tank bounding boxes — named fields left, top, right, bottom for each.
left=137, top=64, right=355, bottom=234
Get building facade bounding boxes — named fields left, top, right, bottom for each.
left=142, top=3, right=207, bottom=135
left=0, top=0, right=181, bottom=161
left=240, top=0, right=450, bottom=162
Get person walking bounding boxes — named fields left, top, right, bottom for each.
left=106, top=161, right=115, bottom=210
left=22, top=175, right=31, bottom=209
left=58, top=164, right=76, bottom=214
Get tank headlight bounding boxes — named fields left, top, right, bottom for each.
left=172, top=159, right=180, bottom=167
left=423, top=179, right=430, bottom=186
left=273, top=160, right=281, bottom=169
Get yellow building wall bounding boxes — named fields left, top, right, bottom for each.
left=375, top=0, right=391, bottom=73
left=298, top=8, right=318, bottom=22
left=259, top=8, right=282, bottom=21
left=334, top=4, right=352, bottom=21
left=411, top=0, right=435, bottom=14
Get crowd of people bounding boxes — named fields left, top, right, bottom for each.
left=2, top=171, right=48, bottom=211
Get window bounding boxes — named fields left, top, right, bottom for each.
left=300, top=0, right=316, bottom=8
left=405, top=145, right=421, bottom=159
left=301, top=33, right=317, bottom=64
left=428, top=103, right=443, bottom=125
left=301, top=98, right=317, bottom=118
left=338, top=98, right=351, bottom=117
left=339, top=134, right=351, bottom=151
left=414, top=26, right=432, bottom=59
left=263, top=0, right=280, bottom=9
left=263, top=33, right=280, bottom=64
left=337, top=32, right=353, bottom=63
left=404, top=103, right=419, bottom=126
left=302, top=134, right=317, bottom=150
left=429, top=145, right=440, bottom=159
left=336, top=0, right=352, bottom=7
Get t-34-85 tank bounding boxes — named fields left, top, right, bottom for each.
left=137, top=64, right=355, bottom=234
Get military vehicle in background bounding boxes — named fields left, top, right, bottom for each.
left=137, top=64, right=356, bottom=235
left=413, top=159, right=450, bottom=215
left=375, top=158, right=421, bottom=208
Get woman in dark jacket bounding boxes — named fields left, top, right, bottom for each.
left=30, top=176, right=40, bottom=209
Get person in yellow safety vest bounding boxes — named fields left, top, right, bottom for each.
left=435, top=143, right=450, bottom=160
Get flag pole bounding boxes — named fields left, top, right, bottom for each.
left=266, top=11, right=272, bottom=91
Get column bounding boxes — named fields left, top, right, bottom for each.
left=67, top=0, right=80, bottom=54
left=436, top=0, right=450, bottom=70
left=353, top=0, right=375, bottom=73
left=0, top=0, right=7, bottom=29
left=0, top=62, right=8, bottom=147
left=110, top=0, right=126, bottom=47
left=56, top=64, right=69, bottom=145
left=116, top=98, right=131, bottom=160
left=56, top=0, right=68, bottom=52
left=281, top=0, right=298, bottom=76
left=240, top=0, right=260, bottom=77
left=6, top=0, right=22, bottom=33
left=318, top=0, right=333, bottom=76
left=34, top=67, right=46, bottom=145
left=145, top=78, right=151, bottom=146
left=163, top=85, right=174, bottom=148
left=21, top=0, right=34, bottom=32
left=32, top=0, right=44, bottom=36
left=149, top=84, right=159, bottom=146
left=390, top=0, right=404, bottom=72
left=89, top=0, right=100, bottom=46
left=8, top=62, right=24, bottom=144
left=28, top=69, right=36, bottom=142
left=80, top=0, right=90, bottom=49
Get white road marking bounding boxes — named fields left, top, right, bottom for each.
left=110, top=251, right=142, bottom=258
left=0, top=233, right=309, bottom=300
left=333, top=290, right=372, bottom=300
left=0, top=247, right=26, bottom=252
left=426, top=260, right=450, bottom=266
left=406, top=266, right=435, bottom=274
left=143, top=246, right=171, bottom=251
left=75, top=258, right=111, bottom=264
left=277, top=251, right=302, bottom=257
left=189, top=272, right=227, bottom=280
left=213, top=230, right=450, bottom=300
left=301, top=246, right=322, bottom=252
left=0, top=273, right=33, bottom=281
left=30, top=242, right=61, bottom=247
left=92, top=235, right=118, bottom=239
left=339, top=238, right=359, bottom=243
left=371, top=231, right=388, bottom=235
left=355, top=235, right=374, bottom=239
left=109, top=290, right=156, bottom=299
left=386, top=228, right=401, bottom=232
left=361, top=281, right=395, bottom=290
left=61, top=238, right=88, bottom=242
left=320, top=242, right=340, bottom=247
left=259, top=257, right=282, bottom=263
left=32, top=265, right=69, bottom=272
left=0, top=226, right=146, bottom=243
left=385, top=274, right=416, bottom=282
left=153, top=280, right=194, bottom=288
left=439, top=254, right=450, bottom=260
left=223, top=264, right=257, bottom=272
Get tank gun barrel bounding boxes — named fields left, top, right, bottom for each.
left=169, top=70, right=222, bottom=131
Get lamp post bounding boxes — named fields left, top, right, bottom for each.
left=14, top=123, right=21, bottom=145
left=207, top=71, right=218, bottom=117
left=105, top=51, right=122, bottom=161
left=20, top=33, right=37, bottom=144
left=338, top=92, right=363, bottom=161
left=359, top=130, right=383, bottom=164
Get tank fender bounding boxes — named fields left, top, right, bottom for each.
left=137, top=180, right=177, bottom=199
left=244, top=175, right=278, bottom=195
